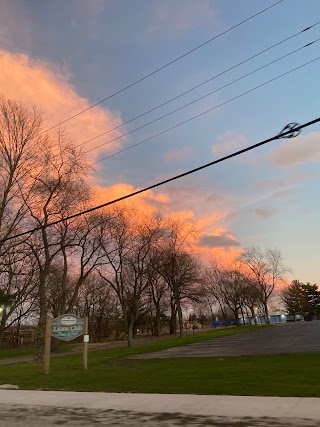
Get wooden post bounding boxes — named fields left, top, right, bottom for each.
left=82, top=316, right=88, bottom=370
left=43, top=317, right=51, bottom=375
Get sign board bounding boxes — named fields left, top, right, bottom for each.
left=51, top=314, right=84, bottom=341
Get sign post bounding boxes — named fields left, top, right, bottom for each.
left=43, top=317, right=52, bottom=375
left=44, top=314, right=87, bottom=374
left=82, top=316, right=89, bottom=370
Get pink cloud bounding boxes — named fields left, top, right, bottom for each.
left=92, top=180, right=241, bottom=263
left=164, top=146, right=193, bottom=162
left=212, top=131, right=248, bottom=156
left=0, top=50, right=124, bottom=160
left=270, top=132, right=320, bottom=167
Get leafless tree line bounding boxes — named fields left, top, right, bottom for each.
left=0, top=96, right=289, bottom=353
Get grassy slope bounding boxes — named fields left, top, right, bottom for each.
left=1, top=325, right=319, bottom=397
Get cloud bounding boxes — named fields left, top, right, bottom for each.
left=212, top=131, right=248, bottom=157
left=198, top=231, right=240, bottom=248
left=270, top=132, right=320, bottom=167
left=164, top=146, right=193, bottom=162
left=92, top=183, right=169, bottom=212
left=92, top=180, right=241, bottom=260
left=255, top=206, right=277, bottom=218
left=253, top=177, right=287, bottom=192
left=0, top=50, right=124, bottom=160
left=252, top=169, right=319, bottom=205
left=271, top=189, right=293, bottom=200
left=147, top=0, right=215, bottom=36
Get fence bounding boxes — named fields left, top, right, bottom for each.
left=1, top=326, right=35, bottom=349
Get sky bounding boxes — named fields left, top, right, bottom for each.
left=0, top=0, right=320, bottom=282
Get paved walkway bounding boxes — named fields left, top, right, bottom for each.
left=0, top=327, right=214, bottom=365
left=133, top=321, right=320, bottom=358
left=0, top=390, right=320, bottom=426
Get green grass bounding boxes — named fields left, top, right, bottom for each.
left=2, top=325, right=318, bottom=397
left=0, top=343, right=79, bottom=359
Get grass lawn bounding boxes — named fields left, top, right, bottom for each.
left=1, top=325, right=319, bottom=397
left=0, top=343, right=80, bottom=359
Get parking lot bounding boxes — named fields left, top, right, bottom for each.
left=133, top=321, right=320, bottom=358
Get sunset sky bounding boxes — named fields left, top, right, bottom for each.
left=1, top=0, right=320, bottom=282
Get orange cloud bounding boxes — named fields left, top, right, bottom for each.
left=91, top=181, right=241, bottom=265
left=91, top=183, right=169, bottom=215
left=164, top=146, right=193, bottom=162
left=0, top=50, right=124, bottom=160
left=193, top=244, right=243, bottom=265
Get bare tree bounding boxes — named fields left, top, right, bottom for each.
left=238, top=247, right=289, bottom=323
left=157, top=249, right=201, bottom=337
left=74, top=273, right=121, bottom=341
left=66, top=212, right=109, bottom=313
left=145, top=254, right=169, bottom=336
left=23, top=129, right=89, bottom=357
left=203, top=258, right=231, bottom=326
left=99, top=209, right=164, bottom=346
left=219, top=268, right=247, bottom=326
left=0, top=249, right=38, bottom=347
left=0, top=95, right=45, bottom=251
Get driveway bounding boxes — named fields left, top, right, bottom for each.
left=132, top=321, right=320, bottom=358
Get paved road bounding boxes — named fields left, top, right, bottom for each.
left=0, top=405, right=318, bottom=426
left=1, top=391, right=320, bottom=427
left=0, top=327, right=215, bottom=366
left=132, top=321, right=320, bottom=359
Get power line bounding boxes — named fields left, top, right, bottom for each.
left=84, top=39, right=319, bottom=156
left=76, top=22, right=319, bottom=150
left=2, top=116, right=319, bottom=244
left=43, top=0, right=285, bottom=134
left=96, top=55, right=320, bottom=163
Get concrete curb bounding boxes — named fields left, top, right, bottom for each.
left=1, top=390, right=320, bottom=420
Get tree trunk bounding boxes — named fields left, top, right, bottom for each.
left=176, top=300, right=184, bottom=337
left=264, top=302, right=270, bottom=324
left=234, top=309, right=240, bottom=326
left=240, top=306, right=246, bottom=326
left=155, top=307, right=161, bottom=336
left=127, top=321, right=134, bottom=347
left=208, top=304, right=216, bottom=327
left=218, top=302, right=228, bottom=327
left=249, top=306, right=257, bottom=325
left=169, top=300, right=177, bottom=334
left=36, top=269, right=48, bottom=361
left=0, top=314, right=6, bottom=349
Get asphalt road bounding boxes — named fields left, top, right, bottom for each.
left=0, top=405, right=318, bottom=427
left=132, top=321, right=320, bottom=359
